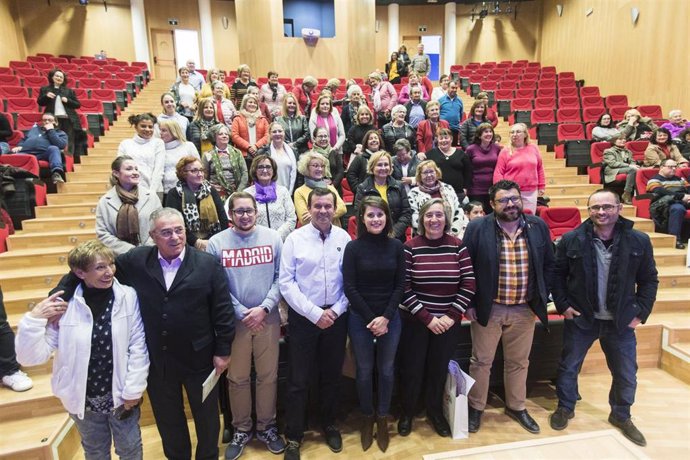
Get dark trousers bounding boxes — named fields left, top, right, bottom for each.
left=398, top=312, right=461, bottom=419
left=146, top=365, right=220, bottom=460
left=668, top=203, right=688, bottom=242
left=0, top=289, right=20, bottom=377
left=284, top=308, right=348, bottom=442
left=556, top=319, right=638, bottom=421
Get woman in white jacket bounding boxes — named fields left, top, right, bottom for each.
left=15, top=240, right=149, bottom=459
left=117, top=113, right=165, bottom=194
left=95, top=156, right=161, bottom=256
left=158, top=119, right=199, bottom=195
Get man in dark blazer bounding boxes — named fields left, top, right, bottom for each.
left=54, top=208, right=235, bottom=460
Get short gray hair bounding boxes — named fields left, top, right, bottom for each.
left=149, top=207, right=184, bottom=229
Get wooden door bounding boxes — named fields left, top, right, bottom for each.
left=151, top=29, right=176, bottom=80
left=402, top=35, right=421, bottom=55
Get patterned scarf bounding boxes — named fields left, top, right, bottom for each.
left=114, top=185, right=140, bottom=245
left=175, top=180, right=221, bottom=238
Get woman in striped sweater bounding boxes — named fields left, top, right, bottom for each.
left=397, top=198, right=476, bottom=438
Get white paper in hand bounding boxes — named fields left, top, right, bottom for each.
left=202, top=369, right=221, bottom=403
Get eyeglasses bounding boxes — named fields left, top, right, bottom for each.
left=421, top=170, right=437, bottom=176
left=664, top=164, right=678, bottom=169
left=232, top=208, right=256, bottom=217
left=184, top=168, right=204, bottom=175
left=309, top=163, right=325, bottom=169
left=157, top=227, right=185, bottom=238
left=256, top=165, right=273, bottom=170
left=588, top=204, right=618, bottom=212
left=509, top=130, right=525, bottom=135
left=315, top=135, right=330, bottom=139
left=494, top=196, right=521, bottom=205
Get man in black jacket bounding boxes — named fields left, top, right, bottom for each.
left=549, top=190, right=658, bottom=447
left=463, top=180, right=554, bottom=435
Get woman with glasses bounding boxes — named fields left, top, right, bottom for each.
left=96, top=155, right=161, bottom=255
left=202, top=124, right=248, bottom=201
left=293, top=151, right=347, bottom=227
left=164, top=156, right=229, bottom=251
left=493, top=123, right=545, bottom=214
left=397, top=198, right=475, bottom=438
left=242, top=154, right=296, bottom=241
left=309, top=126, right=345, bottom=193
left=408, top=160, right=466, bottom=237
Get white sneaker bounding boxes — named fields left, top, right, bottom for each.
left=2, top=370, right=33, bottom=392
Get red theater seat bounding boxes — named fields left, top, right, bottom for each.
left=540, top=207, right=581, bottom=241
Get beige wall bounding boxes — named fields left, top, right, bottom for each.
left=235, top=0, right=375, bottom=79
left=15, top=0, right=135, bottom=62
left=0, top=0, right=24, bottom=64
left=211, top=0, right=240, bottom=72
left=539, top=0, right=690, bottom=114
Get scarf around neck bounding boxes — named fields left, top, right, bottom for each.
left=115, top=184, right=140, bottom=246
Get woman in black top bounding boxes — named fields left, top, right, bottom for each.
left=425, top=127, right=472, bottom=202
left=37, top=68, right=84, bottom=159
left=343, top=195, right=405, bottom=453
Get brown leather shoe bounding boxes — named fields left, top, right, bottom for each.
left=360, top=415, right=374, bottom=451
left=622, top=191, right=633, bottom=205
left=376, top=415, right=389, bottom=452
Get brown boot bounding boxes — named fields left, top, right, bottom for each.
left=361, top=414, right=374, bottom=451
left=622, top=191, right=633, bottom=205
left=376, top=415, right=390, bottom=452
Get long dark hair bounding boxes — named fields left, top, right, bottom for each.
left=356, top=195, right=393, bottom=238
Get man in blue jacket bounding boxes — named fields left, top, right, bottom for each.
left=549, top=189, right=658, bottom=447
left=11, top=112, right=66, bottom=184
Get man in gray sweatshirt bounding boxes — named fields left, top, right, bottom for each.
left=207, top=191, right=285, bottom=460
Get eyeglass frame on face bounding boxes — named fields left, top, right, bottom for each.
left=308, top=162, right=325, bottom=169
left=315, top=134, right=330, bottom=140
left=588, top=204, right=619, bottom=212
left=157, top=227, right=185, bottom=238
left=493, top=195, right=522, bottom=205
left=421, top=169, right=437, bottom=176
left=184, top=167, right=204, bottom=175
left=231, top=208, right=256, bottom=217
left=256, top=164, right=273, bottom=171
left=663, top=163, right=678, bottom=169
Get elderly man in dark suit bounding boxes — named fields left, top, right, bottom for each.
left=54, top=208, right=235, bottom=460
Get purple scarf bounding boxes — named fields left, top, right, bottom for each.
left=254, top=181, right=277, bottom=203
left=316, top=113, right=338, bottom=148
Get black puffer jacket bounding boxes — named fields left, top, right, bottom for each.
left=354, top=175, right=411, bottom=240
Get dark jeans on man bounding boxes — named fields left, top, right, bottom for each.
left=284, top=308, right=348, bottom=442
left=0, top=289, right=20, bottom=378
left=146, top=365, right=220, bottom=460
left=556, top=319, right=638, bottom=421
left=667, top=202, right=688, bottom=242
left=398, top=312, right=461, bottom=419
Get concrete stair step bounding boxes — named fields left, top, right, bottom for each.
left=7, top=228, right=96, bottom=250
left=58, top=181, right=110, bottom=194
left=0, top=246, right=73, bottom=270
left=35, top=204, right=97, bottom=218
left=46, top=192, right=103, bottom=205
left=20, top=216, right=96, bottom=232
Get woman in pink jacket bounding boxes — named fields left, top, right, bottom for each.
left=493, top=123, right=545, bottom=214
left=367, top=72, right=398, bottom=129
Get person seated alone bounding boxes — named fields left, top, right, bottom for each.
left=646, top=158, right=690, bottom=249
left=9, top=112, right=66, bottom=184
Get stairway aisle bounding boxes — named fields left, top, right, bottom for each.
left=0, top=79, right=172, bottom=460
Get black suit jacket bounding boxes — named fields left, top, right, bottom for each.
left=54, top=245, right=235, bottom=378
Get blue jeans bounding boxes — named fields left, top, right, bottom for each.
left=32, top=145, right=64, bottom=173
left=556, top=319, right=638, bottom=421
left=667, top=202, right=687, bottom=241
left=0, top=142, right=9, bottom=154
left=71, top=406, right=143, bottom=460
left=348, top=310, right=401, bottom=416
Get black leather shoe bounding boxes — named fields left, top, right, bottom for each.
left=284, top=440, right=301, bottom=460
left=549, top=407, right=574, bottom=431
left=676, top=240, right=686, bottom=250
left=323, top=425, right=342, bottom=453
left=428, top=413, right=451, bottom=437
left=468, top=407, right=483, bottom=433
left=608, top=414, right=647, bottom=447
left=505, top=407, right=540, bottom=434
left=397, top=415, right=412, bottom=436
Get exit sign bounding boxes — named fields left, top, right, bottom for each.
left=168, top=18, right=179, bottom=26
left=418, top=25, right=427, bottom=32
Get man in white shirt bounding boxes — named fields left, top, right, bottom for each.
left=185, top=59, right=205, bottom=91
left=279, top=188, right=351, bottom=460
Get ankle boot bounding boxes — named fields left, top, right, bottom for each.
left=361, top=414, right=374, bottom=451
left=376, top=415, right=390, bottom=452
left=622, top=191, right=633, bottom=204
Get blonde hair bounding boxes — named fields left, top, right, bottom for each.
left=509, top=123, right=531, bottom=148
left=415, top=160, right=442, bottom=185
left=194, top=97, right=217, bottom=122
left=355, top=105, right=373, bottom=124
left=302, top=76, right=318, bottom=88
left=366, top=151, right=393, bottom=175
left=297, top=151, right=328, bottom=176
left=159, top=119, right=187, bottom=142
left=68, top=240, right=115, bottom=272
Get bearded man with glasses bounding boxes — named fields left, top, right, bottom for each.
left=549, top=189, right=658, bottom=447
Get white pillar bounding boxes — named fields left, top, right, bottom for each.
left=387, top=3, right=399, bottom=55
left=444, top=1, right=456, bottom=74
left=198, top=0, right=215, bottom=69
left=130, top=0, right=150, bottom=66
